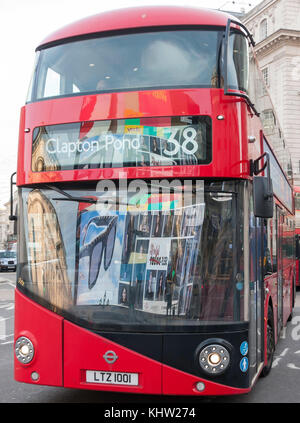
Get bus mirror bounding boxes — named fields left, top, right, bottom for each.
left=253, top=176, right=273, bottom=218
left=9, top=172, right=17, bottom=221
left=252, top=152, right=273, bottom=218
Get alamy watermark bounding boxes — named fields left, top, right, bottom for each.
left=94, top=177, right=205, bottom=214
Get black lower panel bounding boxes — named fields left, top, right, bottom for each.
left=163, top=329, right=249, bottom=388
left=98, top=323, right=250, bottom=389
left=102, top=332, right=163, bottom=362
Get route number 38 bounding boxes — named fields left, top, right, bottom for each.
left=163, top=127, right=198, bottom=156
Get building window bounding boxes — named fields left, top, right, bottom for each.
left=262, top=67, right=269, bottom=87
left=260, top=67, right=269, bottom=95
left=260, top=19, right=268, bottom=40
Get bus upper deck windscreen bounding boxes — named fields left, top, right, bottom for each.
left=28, top=29, right=223, bottom=102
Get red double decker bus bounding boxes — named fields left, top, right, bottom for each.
left=13, top=6, right=295, bottom=396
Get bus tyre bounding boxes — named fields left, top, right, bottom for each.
left=261, top=306, right=275, bottom=377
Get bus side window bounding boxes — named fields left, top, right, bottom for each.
left=263, top=218, right=273, bottom=276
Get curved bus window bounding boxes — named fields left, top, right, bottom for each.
left=227, top=31, right=249, bottom=93
left=17, top=180, right=245, bottom=331
left=27, top=29, right=224, bottom=102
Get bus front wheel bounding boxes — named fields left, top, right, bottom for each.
left=261, top=306, right=275, bottom=377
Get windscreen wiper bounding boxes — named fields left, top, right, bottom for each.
left=43, top=184, right=128, bottom=206
left=44, top=184, right=97, bottom=204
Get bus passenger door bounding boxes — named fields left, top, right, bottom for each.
left=276, top=208, right=284, bottom=336
left=255, top=217, right=263, bottom=369
left=249, top=211, right=263, bottom=378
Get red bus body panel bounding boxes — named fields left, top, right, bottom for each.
left=17, top=89, right=260, bottom=187
left=14, top=289, right=63, bottom=387
left=63, top=320, right=162, bottom=394
left=162, top=365, right=249, bottom=396
left=38, top=6, right=235, bottom=49
left=14, top=291, right=249, bottom=395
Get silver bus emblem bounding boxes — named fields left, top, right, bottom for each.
left=103, top=350, right=118, bottom=364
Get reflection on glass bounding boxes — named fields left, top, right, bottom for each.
left=227, top=31, right=249, bottom=93
left=79, top=215, right=118, bottom=289
left=26, top=190, right=72, bottom=310
left=19, top=181, right=245, bottom=331
left=29, top=30, right=223, bottom=102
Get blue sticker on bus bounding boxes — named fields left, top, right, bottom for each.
left=240, top=357, right=248, bottom=373
left=240, top=341, right=248, bottom=356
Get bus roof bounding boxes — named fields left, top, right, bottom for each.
left=37, top=6, right=236, bottom=50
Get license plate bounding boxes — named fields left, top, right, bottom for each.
left=86, top=370, right=139, bottom=386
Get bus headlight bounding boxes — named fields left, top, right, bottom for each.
left=199, top=344, right=230, bottom=375
left=15, top=336, right=34, bottom=364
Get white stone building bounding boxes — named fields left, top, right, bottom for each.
left=242, top=0, right=300, bottom=185
left=0, top=193, right=17, bottom=251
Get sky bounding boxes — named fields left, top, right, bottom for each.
left=0, top=0, right=262, bottom=208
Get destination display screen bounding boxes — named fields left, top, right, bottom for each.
left=31, top=116, right=212, bottom=171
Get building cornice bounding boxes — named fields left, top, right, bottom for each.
left=254, top=28, right=300, bottom=56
